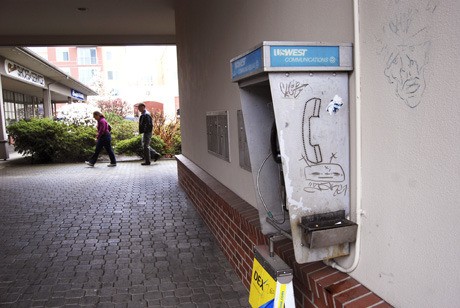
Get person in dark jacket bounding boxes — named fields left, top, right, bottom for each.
left=138, top=103, right=160, bottom=165
left=85, top=111, right=117, bottom=167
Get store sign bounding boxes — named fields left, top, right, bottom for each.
left=4, top=59, right=46, bottom=88
left=71, top=89, right=85, bottom=100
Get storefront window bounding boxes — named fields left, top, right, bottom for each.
left=4, top=102, right=16, bottom=126
left=16, top=104, right=25, bottom=121
left=2, top=90, right=41, bottom=125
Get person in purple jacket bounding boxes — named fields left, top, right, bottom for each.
left=85, top=111, right=117, bottom=167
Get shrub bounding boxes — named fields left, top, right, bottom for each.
left=63, top=125, right=96, bottom=161
left=6, top=111, right=180, bottom=163
left=110, top=119, right=138, bottom=144
left=104, top=112, right=124, bottom=125
left=7, top=118, right=95, bottom=163
left=114, top=134, right=165, bottom=158
left=152, top=112, right=181, bottom=157
left=171, top=133, right=182, bottom=155
left=114, top=135, right=142, bottom=156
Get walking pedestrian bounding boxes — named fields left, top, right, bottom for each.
left=85, top=111, right=117, bottom=167
left=138, top=103, right=160, bottom=165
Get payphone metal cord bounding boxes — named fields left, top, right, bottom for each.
left=256, top=151, right=286, bottom=225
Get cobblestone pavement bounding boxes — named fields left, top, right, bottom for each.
left=0, top=159, right=250, bottom=307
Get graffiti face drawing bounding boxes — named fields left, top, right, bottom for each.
left=379, top=0, right=437, bottom=108
left=384, top=42, right=430, bottom=108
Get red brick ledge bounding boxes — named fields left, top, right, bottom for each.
left=175, top=155, right=391, bottom=308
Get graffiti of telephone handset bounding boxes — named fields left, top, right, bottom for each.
left=302, top=97, right=322, bottom=164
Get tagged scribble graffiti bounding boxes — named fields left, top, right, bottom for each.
left=300, top=98, right=347, bottom=196
left=300, top=153, right=348, bottom=196
left=379, top=0, right=438, bottom=108
left=280, top=80, right=308, bottom=98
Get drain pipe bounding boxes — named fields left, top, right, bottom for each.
left=324, top=0, right=363, bottom=273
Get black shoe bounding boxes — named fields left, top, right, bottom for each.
left=141, top=162, right=151, bottom=165
left=153, top=153, right=161, bottom=162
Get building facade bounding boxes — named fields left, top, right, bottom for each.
left=32, top=46, right=104, bottom=87
left=0, top=47, right=97, bottom=159
left=31, top=46, right=179, bottom=119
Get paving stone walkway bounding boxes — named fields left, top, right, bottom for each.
left=0, top=159, right=250, bottom=307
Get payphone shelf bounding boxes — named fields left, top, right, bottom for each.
left=299, top=210, right=358, bottom=249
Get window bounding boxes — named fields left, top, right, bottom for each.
left=77, top=47, right=97, bottom=65
left=56, top=47, right=69, bottom=61
left=78, top=67, right=98, bottom=85
left=107, top=71, right=114, bottom=80
left=4, top=101, right=16, bottom=125
left=2, top=90, right=41, bottom=125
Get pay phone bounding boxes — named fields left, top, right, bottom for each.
left=231, top=42, right=357, bottom=263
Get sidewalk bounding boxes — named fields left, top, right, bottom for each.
left=0, top=156, right=250, bottom=307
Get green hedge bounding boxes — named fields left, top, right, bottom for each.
left=110, top=120, right=138, bottom=144
left=7, top=118, right=95, bottom=163
left=114, top=134, right=165, bottom=158
left=7, top=117, right=180, bottom=163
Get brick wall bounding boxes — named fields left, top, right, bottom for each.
left=176, top=155, right=391, bottom=308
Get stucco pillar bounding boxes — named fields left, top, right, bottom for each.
left=43, top=87, right=52, bottom=118
left=0, top=77, right=10, bottom=160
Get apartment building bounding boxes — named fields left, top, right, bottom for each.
left=31, top=46, right=179, bottom=118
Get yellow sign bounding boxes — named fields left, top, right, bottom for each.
left=249, top=257, right=276, bottom=307
left=249, top=257, right=295, bottom=308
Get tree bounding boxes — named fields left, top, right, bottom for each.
left=152, top=112, right=181, bottom=156
left=57, top=102, right=96, bottom=126
left=95, top=98, right=130, bottom=117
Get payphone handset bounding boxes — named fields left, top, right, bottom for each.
left=232, top=42, right=356, bottom=263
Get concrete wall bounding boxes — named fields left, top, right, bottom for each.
left=175, top=0, right=354, bottom=205
left=175, top=0, right=460, bottom=307
left=354, top=0, right=460, bottom=307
